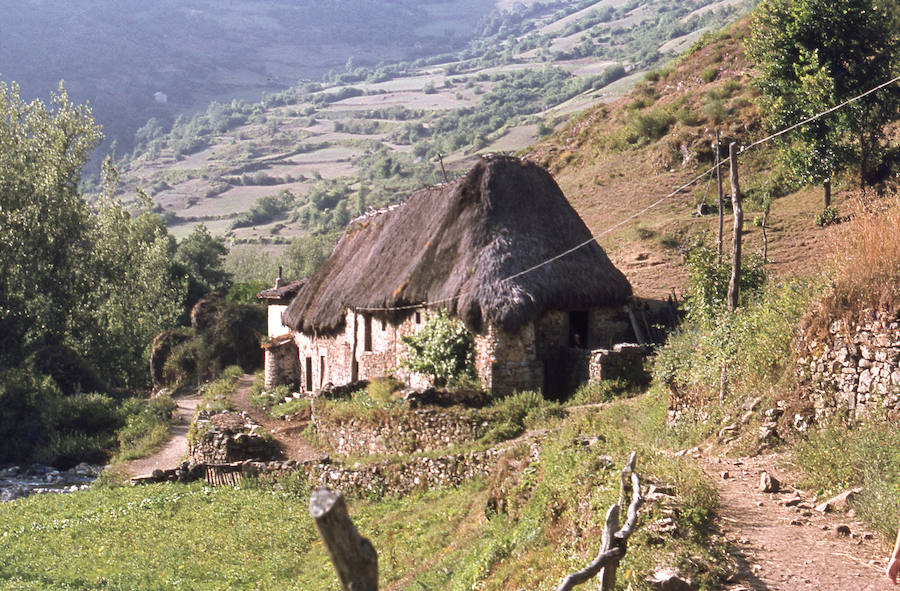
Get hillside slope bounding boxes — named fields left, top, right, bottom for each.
left=529, top=20, right=850, bottom=300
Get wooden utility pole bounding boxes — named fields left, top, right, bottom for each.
left=716, top=130, right=724, bottom=264
left=727, top=142, right=742, bottom=313
left=824, top=178, right=831, bottom=208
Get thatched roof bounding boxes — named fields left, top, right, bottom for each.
left=257, top=279, right=306, bottom=302
left=283, top=155, right=632, bottom=334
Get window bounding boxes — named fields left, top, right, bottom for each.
left=569, top=310, right=589, bottom=348
left=415, top=311, right=422, bottom=324
left=363, top=314, right=373, bottom=352
left=381, top=319, right=387, bottom=331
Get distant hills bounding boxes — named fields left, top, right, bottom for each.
left=109, top=0, right=753, bottom=266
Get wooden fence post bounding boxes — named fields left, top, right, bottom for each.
left=727, top=142, right=742, bottom=313
left=824, top=178, right=831, bottom=208
left=556, top=452, right=643, bottom=591
left=310, top=488, right=378, bottom=591
left=716, top=130, right=724, bottom=264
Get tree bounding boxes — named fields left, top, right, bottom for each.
left=176, top=223, right=231, bottom=304
left=747, top=0, right=899, bottom=188
left=0, top=81, right=100, bottom=367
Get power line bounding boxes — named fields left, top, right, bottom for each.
left=739, top=73, right=900, bottom=154
left=355, top=74, right=900, bottom=313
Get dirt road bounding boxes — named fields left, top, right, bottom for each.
left=123, top=396, right=200, bottom=477
left=704, top=453, right=891, bottom=591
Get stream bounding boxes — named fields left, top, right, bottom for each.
left=0, top=463, right=103, bottom=502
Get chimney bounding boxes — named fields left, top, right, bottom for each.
left=274, top=266, right=284, bottom=289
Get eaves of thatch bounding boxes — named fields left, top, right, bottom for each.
left=283, top=155, right=632, bottom=335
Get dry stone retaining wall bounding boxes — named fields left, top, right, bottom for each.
left=311, top=407, right=488, bottom=455
left=797, top=311, right=900, bottom=420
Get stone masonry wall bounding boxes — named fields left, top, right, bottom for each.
left=590, top=343, right=647, bottom=382
left=263, top=339, right=300, bottom=389
left=796, top=311, right=900, bottom=420
left=474, top=322, right=543, bottom=395
left=312, top=407, right=488, bottom=456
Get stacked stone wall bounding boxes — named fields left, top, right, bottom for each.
left=312, top=407, right=487, bottom=455
left=139, top=438, right=543, bottom=498
left=589, top=343, right=647, bottom=382
left=797, top=311, right=900, bottom=419
left=190, top=410, right=279, bottom=464
left=263, top=339, right=300, bottom=389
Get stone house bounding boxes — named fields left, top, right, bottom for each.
left=281, top=155, right=635, bottom=397
left=256, top=276, right=305, bottom=389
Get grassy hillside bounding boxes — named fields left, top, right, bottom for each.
left=113, top=0, right=756, bottom=280
left=529, top=19, right=855, bottom=300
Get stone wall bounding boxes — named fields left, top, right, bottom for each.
left=263, top=338, right=300, bottom=389
left=311, top=407, right=488, bottom=455
left=190, top=410, right=279, bottom=463
left=294, top=311, right=429, bottom=393
left=797, top=311, right=900, bottom=420
left=589, top=343, right=647, bottom=382
left=475, top=321, right=544, bottom=395
left=139, top=437, right=544, bottom=499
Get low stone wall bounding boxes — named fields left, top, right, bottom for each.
left=589, top=343, right=647, bottom=382
left=136, top=437, right=544, bottom=498
left=797, top=311, right=900, bottom=420
left=311, top=407, right=488, bottom=456
left=190, top=410, right=280, bottom=463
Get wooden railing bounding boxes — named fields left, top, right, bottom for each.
left=310, top=451, right=643, bottom=591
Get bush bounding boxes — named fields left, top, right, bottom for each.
left=401, top=311, right=476, bottom=387
left=701, top=66, right=718, bottom=83
left=815, top=205, right=839, bottom=227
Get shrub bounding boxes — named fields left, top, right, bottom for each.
left=401, top=311, right=476, bottom=387
left=815, top=205, right=839, bottom=227
left=701, top=67, right=718, bottom=82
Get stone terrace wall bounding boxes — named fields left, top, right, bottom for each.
left=312, top=407, right=488, bottom=456
left=797, top=311, right=900, bottom=420
left=138, top=437, right=544, bottom=499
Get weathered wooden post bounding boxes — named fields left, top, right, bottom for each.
left=727, top=142, right=742, bottom=313
left=310, top=488, right=378, bottom=591
left=716, top=130, right=724, bottom=264
left=556, top=452, right=643, bottom=591
left=824, top=178, right=831, bottom=208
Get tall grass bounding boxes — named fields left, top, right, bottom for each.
left=810, top=195, right=900, bottom=331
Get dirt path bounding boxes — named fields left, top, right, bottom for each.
left=123, top=395, right=200, bottom=477
left=229, top=374, right=323, bottom=462
left=702, top=452, right=891, bottom=591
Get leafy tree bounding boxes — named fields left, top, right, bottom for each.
left=283, top=233, right=335, bottom=279
left=747, top=0, right=899, bottom=188
left=401, top=311, right=476, bottom=387
left=176, top=223, right=231, bottom=300
left=0, top=81, right=100, bottom=367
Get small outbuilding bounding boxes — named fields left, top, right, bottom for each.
left=282, top=155, right=635, bottom=397
left=257, top=274, right=305, bottom=389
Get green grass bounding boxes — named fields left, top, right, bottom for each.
left=0, top=390, right=726, bottom=590
left=795, top=417, right=900, bottom=542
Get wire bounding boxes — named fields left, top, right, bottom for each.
left=355, top=74, right=900, bottom=313
left=739, top=73, right=900, bottom=154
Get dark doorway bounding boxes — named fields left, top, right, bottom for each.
left=569, top=310, right=589, bottom=348
left=305, top=357, right=313, bottom=392
left=364, top=315, right=373, bottom=352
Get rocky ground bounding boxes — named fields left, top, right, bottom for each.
left=702, top=452, right=892, bottom=591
